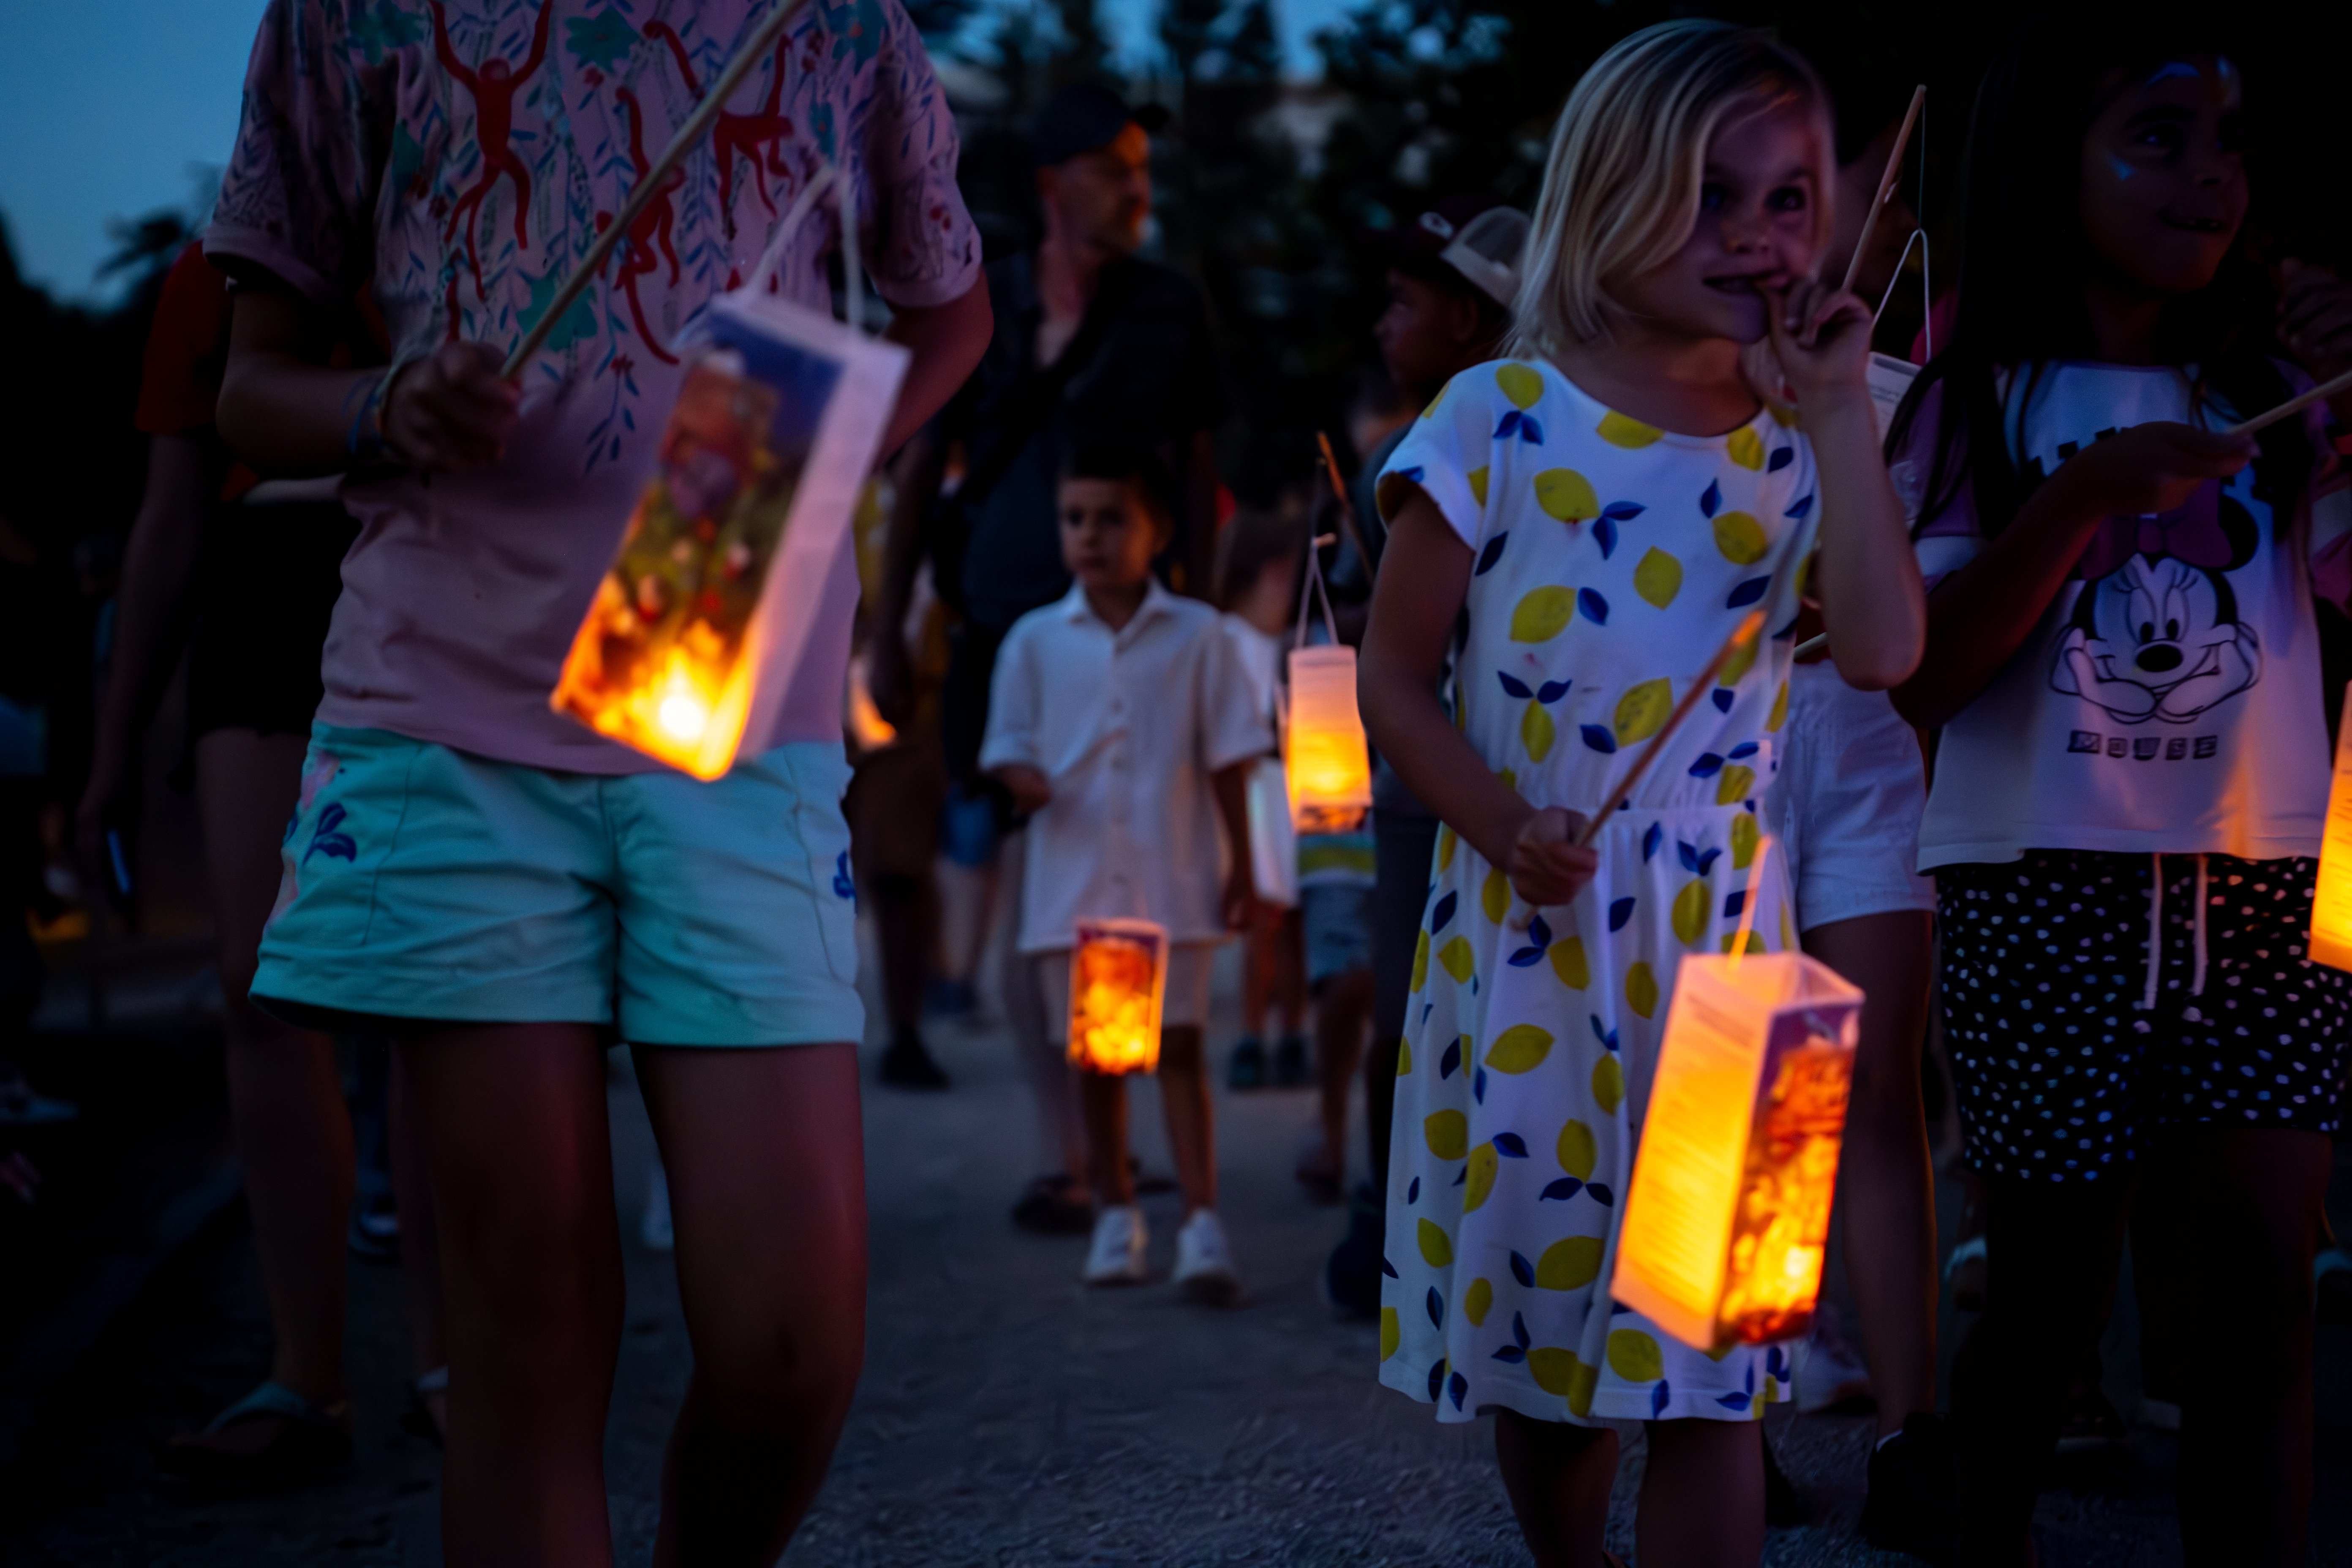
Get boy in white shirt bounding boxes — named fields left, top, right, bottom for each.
left=982, top=447, right=1269, bottom=1300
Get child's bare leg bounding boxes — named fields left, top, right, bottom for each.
left=2175, top=1127, right=2330, bottom=1567
left=389, top=1052, right=449, bottom=1436
left=405, top=1022, right=622, bottom=1568
left=199, top=730, right=351, bottom=1414
left=636, top=1042, right=867, bottom=1568
left=1156, top=1024, right=1217, bottom=1211
left=1307, top=968, right=1374, bottom=1181
left=1802, top=910, right=1937, bottom=1432
left=1079, top=1067, right=1136, bottom=1205
left=1494, top=1410, right=1618, bottom=1567
left=1638, top=1418, right=1762, bottom=1567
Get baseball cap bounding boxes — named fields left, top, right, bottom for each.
left=1029, top=82, right=1166, bottom=168
left=1362, top=194, right=1529, bottom=307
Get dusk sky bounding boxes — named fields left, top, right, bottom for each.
left=0, top=0, right=1356, bottom=305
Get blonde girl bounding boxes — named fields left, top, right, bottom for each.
left=1359, top=20, right=1923, bottom=1565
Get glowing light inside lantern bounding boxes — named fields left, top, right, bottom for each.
left=1611, top=952, right=1861, bottom=1350
left=2312, top=689, right=2352, bottom=972
left=1068, top=917, right=1168, bottom=1075
left=1286, top=645, right=1372, bottom=834
left=845, top=654, right=898, bottom=751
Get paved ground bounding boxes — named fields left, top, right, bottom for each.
left=5, top=931, right=2352, bottom=1565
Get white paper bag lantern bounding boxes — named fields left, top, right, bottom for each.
left=1285, top=644, right=1372, bottom=834
left=1611, top=951, right=1862, bottom=1350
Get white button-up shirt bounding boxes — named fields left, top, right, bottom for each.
left=981, top=579, right=1274, bottom=953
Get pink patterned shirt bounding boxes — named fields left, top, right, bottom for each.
left=207, top=0, right=980, bottom=771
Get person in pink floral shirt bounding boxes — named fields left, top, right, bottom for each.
left=204, top=0, right=989, bottom=1558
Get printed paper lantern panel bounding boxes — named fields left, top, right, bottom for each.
left=1611, top=952, right=1862, bottom=1351
left=1068, top=918, right=1169, bottom=1075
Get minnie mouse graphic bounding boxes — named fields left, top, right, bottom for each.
left=2050, top=476, right=2262, bottom=724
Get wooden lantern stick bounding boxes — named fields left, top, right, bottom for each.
left=1575, top=610, right=1767, bottom=849
left=1726, top=834, right=1772, bottom=974
left=1836, top=85, right=1927, bottom=298
left=1314, top=431, right=1376, bottom=573
left=501, top=0, right=812, bottom=378
left=2225, top=364, right=2352, bottom=438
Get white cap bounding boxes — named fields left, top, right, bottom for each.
left=1439, top=207, right=1530, bottom=308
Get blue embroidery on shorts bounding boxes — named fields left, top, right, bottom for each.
left=303, top=802, right=357, bottom=866
left=832, top=850, right=856, bottom=907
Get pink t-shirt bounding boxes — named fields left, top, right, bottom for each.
left=207, top=0, right=980, bottom=772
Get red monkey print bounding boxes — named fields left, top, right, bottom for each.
left=432, top=0, right=557, bottom=294
left=642, top=19, right=799, bottom=218
left=602, top=87, right=686, bottom=363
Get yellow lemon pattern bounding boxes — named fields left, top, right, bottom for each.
left=1371, top=357, right=1810, bottom=1426
left=1511, top=586, right=1576, bottom=643
left=1464, top=1143, right=1499, bottom=1212
left=1534, top=468, right=1601, bottom=523
left=1632, top=548, right=1682, bottom=608
left=1425, top=1110, right=1469, bottom=1160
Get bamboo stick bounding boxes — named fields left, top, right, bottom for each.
left=501, top=0, right=812, bottom=378
left=1575, top=611, right=1767, bottom=848
left=2225, top=364, right=2352, bottom=438
left=1315, top=430, right=1375, bottom=573
left=1837, top=86, right=1926, bottom=298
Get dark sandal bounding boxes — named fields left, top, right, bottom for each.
left=155, top=1381, right=354, bottom=1488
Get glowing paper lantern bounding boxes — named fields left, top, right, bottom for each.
left=1610, top=952, right=1862, bottom=1350
left=2313, top=690, right=2352, bottom=971
left=552, top=291, right=907, bottom=780
left=1285, top=645, right=1372, bottom=833
left=1068, top=918, right=1169, bottom=1075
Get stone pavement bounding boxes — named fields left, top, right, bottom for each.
left=5, top=940, right=2351, bottom=1565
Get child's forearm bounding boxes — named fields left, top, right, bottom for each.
left=219, top=286, right=383, bottom=477
left=1807, top=393, right=1925, bottom=691
left=880, top=279, right=990, bottom=461
left=1211, top=760, right=1253, bottom=866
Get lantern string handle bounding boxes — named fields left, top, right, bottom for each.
left=1727, top=834, right=1772, bottom=975
left=1292, top=528, right=1342, bottom=650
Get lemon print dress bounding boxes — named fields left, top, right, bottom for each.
left=1372, top=359, right=1821, bottom=1426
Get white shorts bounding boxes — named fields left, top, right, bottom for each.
left=1036, top=942, right=1217, bottom=1042
left=1772, top=661, right=1937, bottom=934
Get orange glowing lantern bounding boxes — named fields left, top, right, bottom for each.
left=2313, top=690, right=2352, bottom=971
left=1610, top=950, right=1863, bottom=1350
left=1067, top=917, right=1169, bottom=1075
left=1285, top=645, right=1372, bottom=833
left=551, top=283, right=907, bottom=780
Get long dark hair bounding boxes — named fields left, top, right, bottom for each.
left=1887, top=12, right=2308, bottom=541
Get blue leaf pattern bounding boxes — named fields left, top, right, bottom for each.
left=1498, top=671, right=1533, bottom=699
left=1476, top=533, right=1508, bottom=574
left=1431, top=891, right=1458, bottom=932
left=1577, top=588, right=1609, bottom=625
left=304, top=803, right=357, bottom=866
left=1642, top=822, right=1662, bottom=860
left=1440, top=1038, right=1461, bottom=1078
left=1535, top=680, right=1571, bottom=704
left=1608, top=897, right=1635, bottom=931
left=1699, top=480, right=1721, bottom=517
left=1494, top=1132, right=1528, bottom=1157
left=1581, top=724, right=1618, bottom=754
left=1595, top=516, right=1619, bottom=558
left=1727, top=576, right=1771, bottom=607
left=1767, top=446, right=1794, bottom=471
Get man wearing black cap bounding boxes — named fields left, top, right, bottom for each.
left=1325, top=193, right=1525, bottom=1317
left=871, top=81, right=1225, bottom=1232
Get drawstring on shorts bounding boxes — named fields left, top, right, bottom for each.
left=2142, top=852, right=2210, bottom=1010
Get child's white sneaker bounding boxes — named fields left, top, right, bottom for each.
left=1174, top=1209, right=1241, bottom=1305
left=1083, top=1204, right=1148, bottom=1285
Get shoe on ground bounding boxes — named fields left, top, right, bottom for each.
left=1226, top=1037, right=1266, bottom=1090
left=1012, top=1173, right=1095, bottom=1235
left=2053, top=1385, right=2127, bottom=1454
left=1859, top=1412, right=1958, bottom=1563
left=1762, top=1435, right=1803, bottom=1527
left=1083, top=1204, right=1149, bottom=1285
left=154, top=1382, right=354, bottom=1489
left=641, top=1165, right=674, bottom=1253
left=879, top=1028, right=950, bottom=1090
left=346, top=1191, right=400, bottom=1262
left=1272, top=1033, right=1311, bottom=1088
left=1174, top=1208, right=1241, bottom=1305
left=1322, top=1184, right=1383, bottom=1319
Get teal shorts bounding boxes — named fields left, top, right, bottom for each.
left=251, top=724, right=864, bottom=1046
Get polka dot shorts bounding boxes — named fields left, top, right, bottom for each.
left=1937, top=850, right=2350, bottom=1182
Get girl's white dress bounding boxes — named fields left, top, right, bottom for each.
left=1375, top=359, right=1823, bottom=1425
